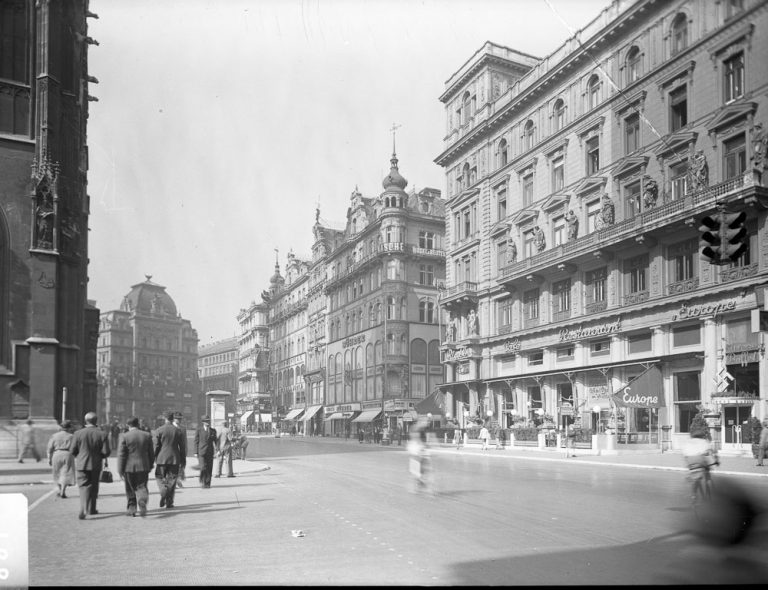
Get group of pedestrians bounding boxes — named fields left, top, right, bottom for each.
left=33, top=410, right=249, bottom=520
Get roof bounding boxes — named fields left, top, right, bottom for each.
left=120, top=275, right=178, bottom=317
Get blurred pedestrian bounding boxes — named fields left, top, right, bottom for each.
left=215, top=420, right=235, bottom=478
left=153, top=411, right=185, bottom=509
left=139, top=418, right=150, bottom=434
left=17, top=419, right=41, bottom=463
left=407, top=417, right=432, bottom=494
left=237, top=432, right=249, bottom=460
left=70, top=411, right=111, bottom=520
left=358, top=426, right=364, bottom=444
left=496, top=427, right=506, bottom=450
left=454, top=424, right=463, bottom=449
left=682, top=427, right=718, bottom=505
left=117, top=416, right=154, bottom=517
left=479, top=424, right=490, bottom=451
left=194, top=415, right=217, bottom=488
left=47, top=420, right=75, bottom=498
left=395, top=424, right=403, bottom=446
left=755, top=420, right=768, bottom=466
left=172, top=412, right=187, bottom=488
left=109, top=419, right=121, bottom=454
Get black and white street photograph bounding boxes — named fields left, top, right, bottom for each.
left=2, top=0, right=768, bottom=586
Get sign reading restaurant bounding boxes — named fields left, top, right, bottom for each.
left=559, top=319, right=622, bottom=342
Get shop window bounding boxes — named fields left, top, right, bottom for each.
left=672, top=323, right=700, bottom=347
left=674, top=371, right=700, bottom=433
left=628, top=332, right=652, bottom=354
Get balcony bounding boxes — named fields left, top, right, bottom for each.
left=498, top=172, right=754, bottom=286
left=439, top=281, right=479, bottom=306
left=324, top=242, right=408, bottom=291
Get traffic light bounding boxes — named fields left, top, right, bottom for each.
left=721, top=210, right=747, bottom=262
left=699, top=212, right=723, bottom=264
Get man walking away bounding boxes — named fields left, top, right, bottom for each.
left=117, top=416, right=154, bottom=517
left=154, top=411, right=185, bottom=509
left=17, top=419, right=41, bottom=463
left=756, top=420, right=768, bottom=466
left=172, top=412, right=188, bottom=488
left=70, top=412, right=110, bottom=520
left=194, top=416, right=217, bottom=488
left=479, top=424, right=490, bottom=451
left=216, top=420, right=235, bottom=478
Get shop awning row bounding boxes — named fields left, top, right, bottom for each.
left=483, top=359, right=662, bottom=385
left=324, top=412, right=354, bottom=421
left=352, top=409, right=381, bottom=423
left=260, top=413, right=272, bottom=422
left=239, top=410, right=254, bottom=424
left=301, top=405, right=322, bottom=422
left=284, top=408, right=304, bottom=421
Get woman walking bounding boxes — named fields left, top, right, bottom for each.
left=47, top=420, right=75, bottom=498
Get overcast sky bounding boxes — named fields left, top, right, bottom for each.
left=86, top=0, right=610, bottom=344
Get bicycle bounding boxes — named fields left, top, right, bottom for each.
left=686, top=453, right=718, bottom=520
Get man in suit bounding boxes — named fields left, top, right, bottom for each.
left=117, top=416, right=154, bottom=517
left=154, top=411, right=186, bottom=509
left=215, top=420, right=235, bottom=478
left=193, top=415, right=217, bottom=488
left=172, top=412, right=188, bottom=488
left=70, top=411, right=111, bottom=520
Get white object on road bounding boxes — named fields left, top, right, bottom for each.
left=291, top=529, right=305, bottom=537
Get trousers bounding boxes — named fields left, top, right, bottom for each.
left=76, top=469, right=102, bottom=515
left=123, top=471, right=149, bottom=510
left=154, top=464, right=180, bottom=506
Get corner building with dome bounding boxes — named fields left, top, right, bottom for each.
left=96, top=276, right=201, bottom=428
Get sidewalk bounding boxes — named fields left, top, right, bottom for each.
left=254, top=433, right=768, bottom=478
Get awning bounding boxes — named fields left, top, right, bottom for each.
left=402, top=410, right=417, bottom=421
left=301, top=405, right=322, bottom=422
left=239, top=411, right=254, bottom=424
left=588, top=398, right=614, bottom=412
left=284, top=408, right=304, bottom=421
left=324, top=412, right=342, bottom=421
left=260, top=413, right=272, bottom=422
left=351, top=409, right=381, bottom=423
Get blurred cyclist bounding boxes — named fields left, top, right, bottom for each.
left=681, top=427, right=718, bottom=506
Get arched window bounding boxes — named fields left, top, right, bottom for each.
left=418, top=300, right=435, bottom=323
left=587, top=75, right=601, bottom=110
left=462, top=91, right=471, bottom=125
left=552, top=99, right=565, bottom=132
left=671, top=13, right=688, bottom=56
left=387, top=333, right=396, bottom=355
left=399, top=297, right=406, bottom=320
left=523, top=120, right=535, bottom=151
left=410, top=338, right=427, bottom=364
left=498, top=139, right=508, bottom=168
left=386, top=296, right=396, bottom=320
left=462, top=163, right=471, bottom=189
left=625, top=46, right=641, bottom=85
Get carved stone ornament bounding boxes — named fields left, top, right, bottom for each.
left=642, top=176, right=659, bottom=208
left=565, top=210, right=579, bottom=241
left=688, top=150, right=709, bottom=191
left=533, top=225, right=546, bottom=252
left=751, top=122, right=768, bottom=183
left=601, top=194, right=615, bottom=226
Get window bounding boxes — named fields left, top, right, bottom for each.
left=671, top=13, right=688, bottom=56
left=418, top=231, right=435, bottom=249
left=527, top=350, right=543, bottom=366
left=729, top=232, right=753, bottom=267
left=0, top=0, right=30, bottom=135
left=522, top=172, right=534, bottom=206
left=523, top=228, right=536, bottom=258
left=551, top=156, right=564, bottom=192
left=523, top=120, right=535, bottom=151
left=499, top=297, right=513, bottom=328
left=552, top=215, right=565, bottom=247
left=418, top=300, right=435, bottom=323
left=673, top=324, right=700, bottom=347
left=723, top=51, right=744, bottom=103
left=675, top=371, right=700, bottom=433
left=552, top=279, right=571, bottom=316
left=672, top=249, right=694, bottom=282
left=496, top=240, right=507, bottom=271
left=587, top=75, right=601, bottom=109
left=386, top=296, right=396, bottom=320
left=496, top=188, right=507, bottom=221
left=590, top=339, right=610, bottom=357
left=419, top=264, right=434, bottom=286
left=625, top=254, right=648, bottom=294
left=624, top=113, right=640, bottom=154
left=556, top=345, right=574, bottom=361
left=524, top=289, right=540, bottom=320
left=586, top=198, right=601, bottom=233
left=585, top=267, right=607, bottom=305
left=669, top=85, right=688, bottom=131
left=723, top=134, right=746, bottom=179
left=498, top=139, right=509, bottom=167
left=552, top=99, right=565, bottom=132
left=624, top=181, right=641, bottom=218
left=625, top=46, right=641, bottom=85
left=628, top=332, right=653, bottom=354
left=461, top=91, right=473, bottom=125
left=463, top=209, right=471, bottom=238
left=670, top=161, right=688, bottom=200
left=586, top=137, right=600, bottom=175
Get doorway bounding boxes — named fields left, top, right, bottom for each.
left=723, top=405, right=751, bottom=443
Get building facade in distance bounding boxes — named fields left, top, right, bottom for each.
left=437, top=0, right=768, bottom=449
left=96, top=276, right=200, bottom=428
left=198, top=336, right=238, bottom=426
left=0, top=0, right=99, bottom=447
left=236, top=299, right=271, bottom=431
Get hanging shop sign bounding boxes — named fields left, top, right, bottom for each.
left=725, top=342, right=763, bottom=366
left=675, top=299, right=737, bottom=321
left=503, top=338, right=522, bottom=354
left=444, top=347, right=473, bottom=362
left=559, top=319, right=622, bottom=342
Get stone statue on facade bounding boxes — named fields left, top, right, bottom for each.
left=506, top=234, right=518, bottom=263
left=751, top=122, right=768, bottom=184
left=642, top=176, right=659, bottom=209
left=35, top=187, right=55, bottom=250
left=467, top=308, right=478, bottom=335
left=565, top=209, right=579, bottom=241
left=533, top=225, right=546, bottom=252
left=601, top=194, right=615, bottom=226
left=688, top=150, right=709, bottom=191
left=446, top=314, right=457, bottom=343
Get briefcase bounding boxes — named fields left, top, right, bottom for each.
left=100, top=467, right=113, bottom=483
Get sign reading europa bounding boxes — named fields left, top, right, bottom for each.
left=677, top=299, right=736, bottom=320
left=559, top=319, right=621, bottom=342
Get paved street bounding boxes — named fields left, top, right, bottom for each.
left=4, top=435, right=768, bottom=586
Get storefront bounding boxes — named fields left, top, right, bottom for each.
left=323, top=403, right=361, bottom=437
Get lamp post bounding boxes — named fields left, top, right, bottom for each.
left=486, top=409, right=493, bottom=426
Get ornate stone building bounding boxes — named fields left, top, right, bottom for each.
left=236, top=299, right=271, bottom=430
left=198, top=336, right=238, bottom=425
left=437, top=0, right=768, bottom=449
left=0, top=0, right=99, bottom=454
left=96, top=277, right=200, bottom=428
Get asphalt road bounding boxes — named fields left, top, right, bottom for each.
left=23, top=436, right=768, bottom=586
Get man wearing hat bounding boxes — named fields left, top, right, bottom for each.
left=215, top=420, right=235, bottom=478
left=153, top=411, right=186, bottom=509
left=193, top=416, right=217, bottom=488
left=172, top=412, right=187, bottom=488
